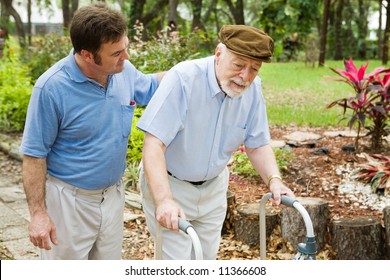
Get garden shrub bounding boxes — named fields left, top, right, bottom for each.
left=0, top=45, right=32, bottom=132
left=230, top=146, right=294, bottom=181
left=127, top=107, right=144, bottom=164
left=326, top=58, right=390, bottom=151
left=24, top=34, right=72, bottom=83
left=128, top=24, right=207, bottom=72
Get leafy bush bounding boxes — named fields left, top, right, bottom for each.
left=326, top=58, right=390, bottom=151
left=0, top=44, right=32, bottom=132
left=230, top=146, right=294, bottom=181
left=124, top=107, right=145, bottom=189
left=24, top=34, right=72, bottom=83
left=127, top=107, right=144, bottom=164
left=128, top=24, right=208, bottom=73
left=354, top=153, right=390, bottom=196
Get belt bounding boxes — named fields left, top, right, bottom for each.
left=167, top=171, right=207, bottom=186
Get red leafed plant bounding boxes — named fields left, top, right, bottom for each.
left=326, top=58, right=390, bottom=151
left=354, top=153, right=390, bottom=196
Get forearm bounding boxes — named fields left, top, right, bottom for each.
left=22, top=155, right=47, bottom=215
left=245, top=144, right=280, bottom=185
left=246, top=144, right=294, bottom=204
left=142, top=133, right=172, bottom=205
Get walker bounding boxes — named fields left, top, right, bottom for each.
left=259, top=192, right=317, bottom=260
left=154, top=219, right=203, bottom=260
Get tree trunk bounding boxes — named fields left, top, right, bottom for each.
left=382, top=0, right=390, bottom=65
left=203, top=0, right=217, bottom=24
left=222, top=189, right=236, bottom=234
left=71, top=0, right=79, bottom=20
left=280, top=197, right=329, bottom=251
left=319, top=0, right=331, bottom=66
left=223, top=0, right=245, bottom=25
left=377, top=0, right=383, bottom=59
left=128, top=0, right=146, bottom=37
left=27, top=0, right=31, bottom=45
left=62, top=0, right=71, bottom=29
left=2, top=0, right=25, bottom=47
left=331, top=217, right=384, bottom=259
left=333, top=0, right=344, bottom=60
left=168, top=0, right=179, bottom=28
left=234, top=202, right=279, bottom=246
left=141, top=0, right=169, bottom=27
left=384, top=206, right=390, bottom=259
left=356, top=0, right=369, bottom=59
left=190, top=0, right=204, bottom=31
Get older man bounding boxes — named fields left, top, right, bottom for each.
left=137, top=25, right=294, bottom=260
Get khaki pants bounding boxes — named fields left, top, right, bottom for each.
left=41, top=174, right=125, bottom=260
left=140, top=167, right=229, bottom=260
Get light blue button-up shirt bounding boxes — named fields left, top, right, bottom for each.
left=137, top=56, right=270, bottom=182
left=20, top=50, right=159, bottom=190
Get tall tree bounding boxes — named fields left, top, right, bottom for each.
left=333, top=0, right=344, bottom=60
left=61, top=0, right=78, bottom=30
left=377, top=0, right=384, bottom=59
left=141, top=0, right=169, bottom=28
left=168, top=0, right=179, bottom=28
left=191, top=0, right=204, bottom=30
left=223, top=0, right=244, bottom=24
left=383, top=0, right=389, bottom=64
left=319, top=0, right=331, bottom=66
left=1, top=0, right=25, bottom=47
left=356, top=0, right=369, bottom=59
left=128, top=0, right=146, bottom=37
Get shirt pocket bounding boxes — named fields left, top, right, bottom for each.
left=121, top=103, right=136, bottom=138
left=223, top=126, right=246, bottom=154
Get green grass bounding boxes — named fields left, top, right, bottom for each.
left=259, top=60, right=385, bottom=128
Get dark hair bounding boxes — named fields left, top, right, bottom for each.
left=70, top=2, right=128, bottom=55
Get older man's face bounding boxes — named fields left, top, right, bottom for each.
left=215, top=46, right=262, bottom=98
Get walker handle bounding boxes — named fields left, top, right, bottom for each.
left=178, top=218, right=193, bottom=233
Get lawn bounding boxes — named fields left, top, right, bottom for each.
left=260, top=60, right=385, bottom=128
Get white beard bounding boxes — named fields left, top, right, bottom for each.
left=221, top=78, right=250, bottom=98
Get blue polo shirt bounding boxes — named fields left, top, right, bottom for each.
left=137, top=56, right=270, bottom=182
left=20, top=50, right=159, bottom=190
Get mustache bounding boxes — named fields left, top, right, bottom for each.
left=230, top=78, right=250, bottom=87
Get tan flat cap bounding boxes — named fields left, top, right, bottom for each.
left=220, top=25, right=274, bottom=62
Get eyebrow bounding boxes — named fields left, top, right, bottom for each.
left=110, top=45, right=128, bottom=57
left=233, top=57, right=261, bottom=68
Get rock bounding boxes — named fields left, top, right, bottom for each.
left=270, top=140, right=286, bottom=148
left=313, top=147, right=329, bottom=155
left=342, top=144, right=356, bottom=153
left=324, top=130, right=358, bottom=138
left=283, top=132, right=322, bottom=142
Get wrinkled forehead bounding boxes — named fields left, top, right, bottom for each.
left=222, top=47, right=263, bottom=68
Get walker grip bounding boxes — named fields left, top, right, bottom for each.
left=178, top=218, right=193, bottom=233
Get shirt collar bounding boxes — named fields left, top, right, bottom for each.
left=207, top=56, right=223, bottom=98
left=63, top=49, right=90, bottom=84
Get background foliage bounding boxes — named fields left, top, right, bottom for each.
left=0, top=41, right=32, bottom=132
left=0, top=0, right=388, bottom=189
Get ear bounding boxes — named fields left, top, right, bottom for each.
left=215, top=45, right=222, bottom=64
left=80, top=49, right=95, bottom=64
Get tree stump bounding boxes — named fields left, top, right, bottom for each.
left=222, top=189, right=236, bottom=234
left=331, top=216, right=384, bottom=259
left=234, top=202, right=279, bottom=245
left=382, top=206, right=390, bottom=259
left=280, top=197, right=329, bottom=251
